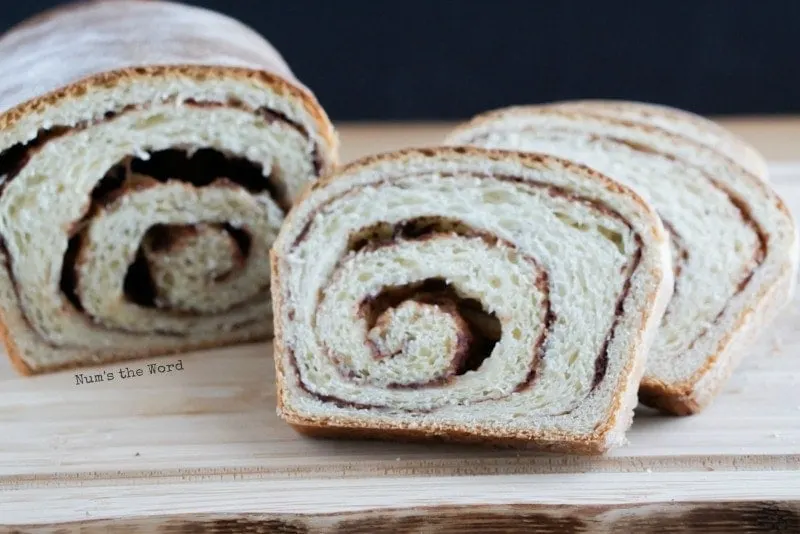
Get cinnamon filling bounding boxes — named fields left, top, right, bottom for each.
left=0, top=99, right=321, bottom=338
left=358, top=278, right=502, bottom=387
left=342, top=218, right=508, bottom=389
left=63, top=148, right=272, bottom=312
left=463, top=130, right=770, bottom=355
left=291, top=192, right=641, bottom=411
left=94, top=148, right=291, bottom=212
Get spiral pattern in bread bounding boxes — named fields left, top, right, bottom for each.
left=541, top=100, right=769, bottom=181
left=0, top=0, right=337, bottom=374
left=271, top=147, right=673, bottom=453
left=446, top=103, right=798, bottom=414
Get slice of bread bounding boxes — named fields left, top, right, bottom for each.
left=271, top=147, right=673, bottom=453
left=542, top=100, right=769, bottom=181
left=0, top=0, right=338, bottom=374
left=446, top=104, right=799, bottom=414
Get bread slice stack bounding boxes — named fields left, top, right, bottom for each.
left=445, top=101, right=798, bottom=414
left=0, top=0, right=337, bottom=374
left=271, top=146, right=674, bottom=453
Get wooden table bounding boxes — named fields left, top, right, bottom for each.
left=1, top=119, right=799, bottom=533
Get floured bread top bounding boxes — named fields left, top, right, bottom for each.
left=0, top=0, right=297, bottom=113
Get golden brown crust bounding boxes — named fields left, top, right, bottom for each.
left=271, top=145, right=672, bottom=452
left=304, top=145, right=650, bottom=212
left=3, top=323, right=267, bottom=376
left=638, top=378, right=699, bottom=416
left=287, top=421, right=605, bottom=455
left=638, top=263, right=797, bottom=415
left=0, top=305, right=34, bottom=376
left=0, top=64, right=338, bottom=171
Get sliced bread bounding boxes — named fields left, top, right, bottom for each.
left=446, top=104, right=798, bottom=414
left=271, top=147, right=673, bottom=453
left=543, top=100, right=768, bottom=181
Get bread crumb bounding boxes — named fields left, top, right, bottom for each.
left=645, top=468, right=652, bottom=474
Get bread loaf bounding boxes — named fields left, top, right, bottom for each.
left=0, top=0, right=337, bottom=374
left=446, top=103, right=798, bottom=414
left=271, top=147, right=673, bottom=453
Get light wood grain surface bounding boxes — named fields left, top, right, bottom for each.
left=1, top=119, right=800, bottom=532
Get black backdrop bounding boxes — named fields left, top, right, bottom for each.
left=2, top=1, right=799, bottom=120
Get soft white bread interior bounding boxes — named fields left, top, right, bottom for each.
left=0, top=0, right=338, bottom=374
left=446, top=105, right=799, bottom=414
left=271, top=147, right=673, bottom=453
left=541, top=100, right=769, bottom=182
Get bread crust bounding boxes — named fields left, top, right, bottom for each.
left=639, top=261, right=797, bottom=414
left=2, top=324, right=268, bottom=377
left=271, top=146, right=674, bottom=453
left=0, top=64, right=338, bottom=168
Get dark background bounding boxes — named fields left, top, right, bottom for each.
left=2, top=1, right=798, bottom=121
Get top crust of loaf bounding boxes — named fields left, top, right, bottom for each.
left=298, top=146, right=655, bottom=212
left=0, top=65, right=338, bottom=169
left=0, top=0, right=339, bottom=166
left=272, top=146, right=674, bottom=452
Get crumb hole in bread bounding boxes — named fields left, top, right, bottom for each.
left=123, top=249, right=158, bottom=307
left=555, top=212, right=625, bottom=254
left=0, top=126, right=71, bottom=184
left=597, top=226, right=625, bottom=255
left=96, top=148, right=291, bottom=212
left=554, top=212, right=590, bottom=231
left=60, top=235, right=83, bottom=311
left=347, top=217, right=490, bottom=254
left=54, top=145, right=273, bottom=312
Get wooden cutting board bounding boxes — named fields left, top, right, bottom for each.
left=1, top=123, right=799, bottom=533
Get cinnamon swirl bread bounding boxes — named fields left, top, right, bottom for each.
left=271, top=147, right=673, bottom=453
left=0, top=0, right=337, bottom=374
left=446, top=103, right=799, bottom=414
left=543, top=100, right=768, bottom=181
